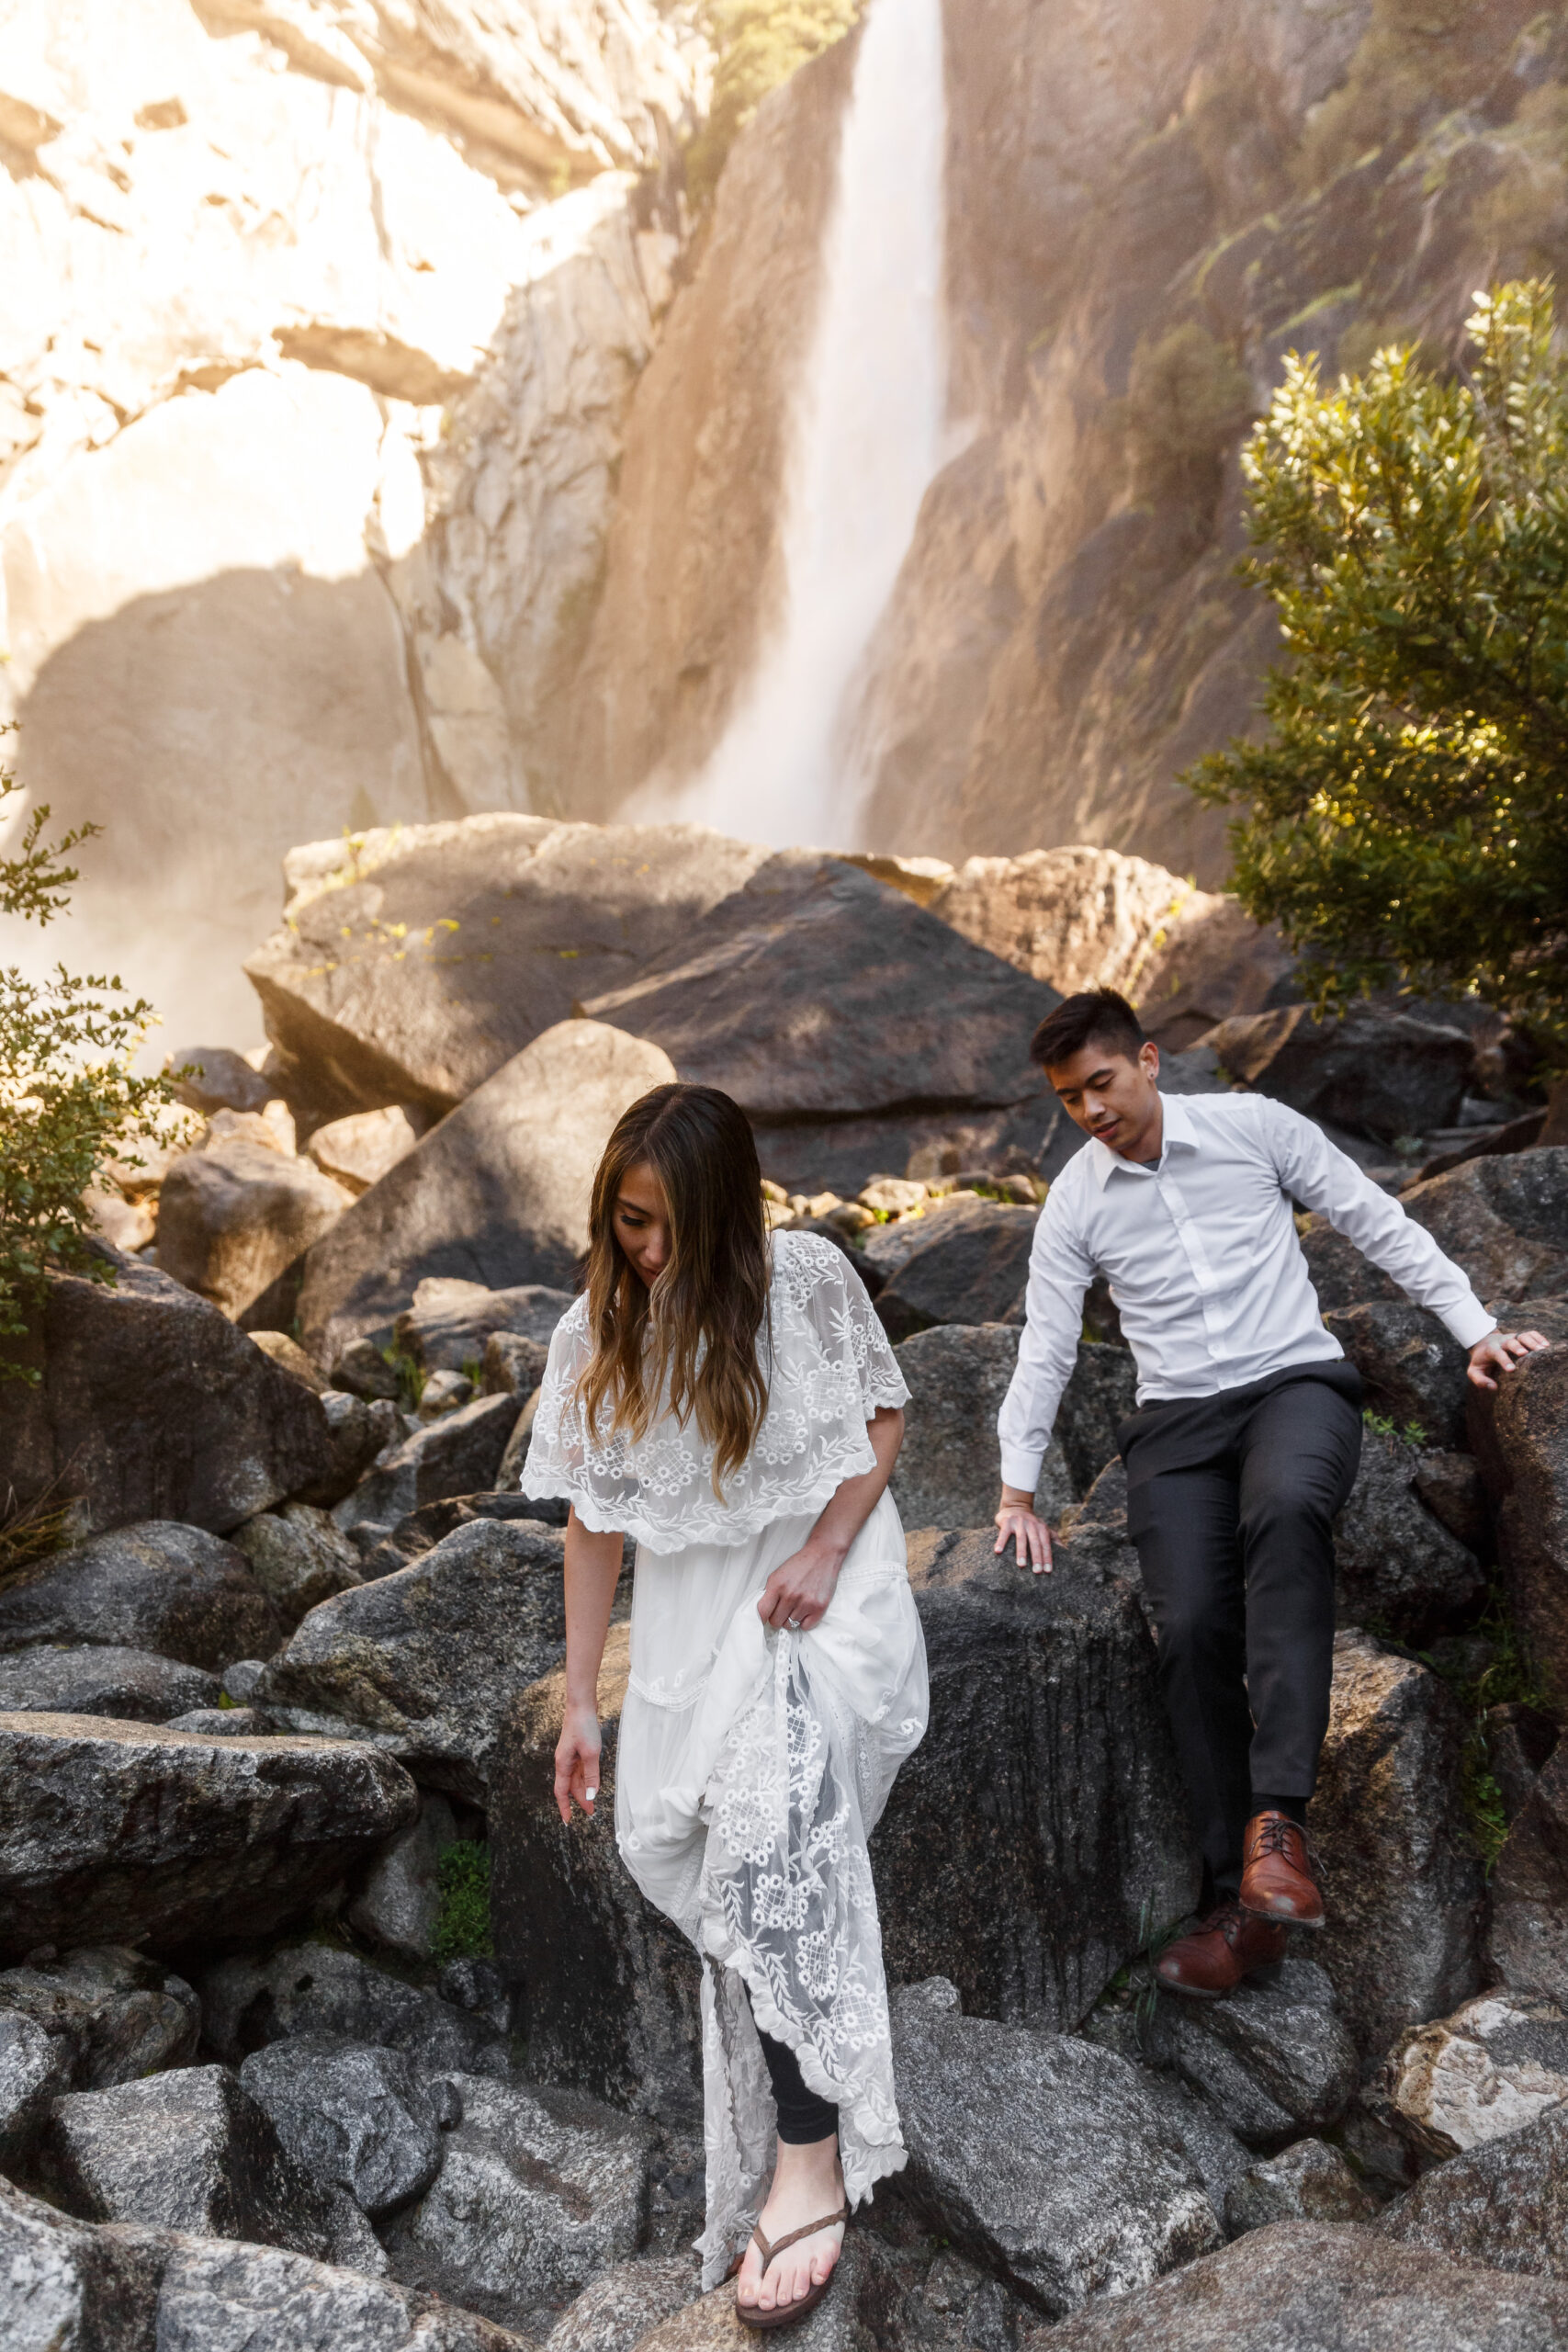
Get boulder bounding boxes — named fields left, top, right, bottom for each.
left=891, top=1324, right=1074, bottom=1529
left=247, top=1330, right=331, bottom=1393
left=239, top=2037, right=455, bottom=2218
left=1471, top=1316, right=1568, bottom=1711
left=1201, top=1005, right=1472, bottom=1146
left=297, top=1021, right=673, bottom=1361
left=357, top=1493, right=565, bottom=1581
left=298, top=1390, right=404, bottom=1510
left=868, top=1200, right=1036, bottom=1341
left=394, top=1279, right=574, bottom=1376
left=0, top=1646, right=220, bottom=1723
left=256, top=1518, right=575, bottom=1802
left=0, top=2176, right=164, bottom=2351
left=1488, top=1748, right=1568, bottom=2006
left=579, top=854, right=1065, bottom=1194
left=1487, top=1701, right=1560, bottom=1824
left=1306, top=1634, right=1484, bottom=2059
left=490, top=1626, right=705, bottom=2124
left=1054, top=1340, right=1141, bottom=1499
left=1322, top=1302, right=1472, bottom=1451
left=151, top=2230, right=526, bottom=2352
left=165, top=1707, right=270, bottom=1736
left=926, top=847, right=1224, bottom=1000
left=0, top=1521, right=283, bottom=1673
left=1332, top=1427, right=1485, bottom=1644
left=1039, top=2219, right=1568, bottom=2347
left=0, top=1251, right=334, bottom=1536
left=1223, top=2139, right=1377, bottom=2237
left=0, top=1714, right=416, bottom=1962
left=1413, top=1451, right=1493, bottom=1556
left=230, top=1504, right=364, bottom=1630
left=1134, top=900, right=1296, bottom=1053
left=308, top=1107, right=424, bottom=1195
left=1301, top=1150, right=1568, bottom=1313
left=198, top=1944, right=508, bottom=2080
left=1146, top=1961, right=1358, bottom=2147
left=0, top=2009, right=69, bottom=2167
left=0, top=1947, right=199, bottom=2091
left=889, top=1977, right=1221, bottom=2318
left=1374, top=1992, right=1568, bottom=2162
left=29, top=2064, right=380, bottom=2269
left=166, top=1046, right=273, bottom=1118
left=246, top=819, right=767, bottom=1123
left=1378, top=2102, right=1568, bottom=2278
left=630, top=2233, right=908, bottom=2350
left=874, top=1532, right=1199, bottom=2030
left=483, top=1333, right=551, bottom=1397
left=379, top=2074, right=652, bottom=2330
left=330, top=1338, right=404, bottom=1403
left=540, top=2256, right=696, bottom=2352
left=416, top=1372, right=477, bottom=1421
left=333, top=1395, right=522, bottom=1533
left=156, top=1139, right=353, bottom=1328
left=346, top=1792, right=464, bottom=1963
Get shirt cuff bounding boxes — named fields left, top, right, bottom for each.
left=1439, top=1295, right=1497, bottom=1351
left=999, top=1443, right=1046, bottom=1496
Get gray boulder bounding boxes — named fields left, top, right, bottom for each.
left=0, top=1251, right=334, bottom=1536
left=1372, top=1991, right=1568, bottom=2162
left=308, top=1105, right=424, bottom=1194
left=346, top=1792, right=463, bottom=1963
left=891, top=1323, right=1074, bottom=1529
left=164, top=1707, right=271, bottom=1736
left=395, top=1279, right=573, bottom=1376
left=490, top=1626, right=705, bottom=2124
left=0, top=1646, right=220, bottom=1724
left=630, top=2233, right=909, bottom=2349
left=28, top=2063, right=381, bottom=2269
left=297, top=1390, right=403, bottom=1509
left=167, top=1045, right=273, bottom=1117
left=297, top=1020, right=675, bottom=1362
left=1146, top=1960, right=1358, bottom=2146
left=0, top=2174, right=164, bottom=2351
left=239, top=2036, right=454, bottom=2217
left=870, top=1199, right=1036, bottom=1341
left=1322, top=1301, right=1471, bottom=1450
left=230, top=1503, right=364, bottom=1630
left=1490, top=1747, right=1568, bottom=2006
left=0, top=1521, right=282, bottom=1673
left=1223, top=2138, right=1377, bottom=2237
left=0, top=2008, right=69, bottom=2166
left=0, top=1715, right=415, bottom=1962
left=1201, top=1005, right=1472, bottom=1145
left=0, top=1946, right=199, bottom=2092
left=1333, top=1426, right=1484, bottom=1643
left=329, top=1336, right=404, bottom=1401
left=157, top=1140, right=352, bottom=1329
left=150, top=2232, right=525, bottom=2352
left=1378, top=2101, right=1568, bottom=2278
left=1302, top=1148, right=1568, bottom=1311
left=380, top=2074, right=652, bottom=2330
left=356, top=1492, right=565, bottom=1580
left=1307, top=1632, right=1484, bottom=2059
left=256, top=1518, right=575, bottom=1802
left=1040, top=2218, right=1568, bottom=2347
left=482, top=1331, right=552, bottom=1398
left=334, top=1394, right=522, bottom=1534
left=889, top=1976, right=1221, bottom=2318
left=198, top=1943, right=508, bottom=2080
left=1413, top=1449, right=1492, bottom=1555
left=540, top=2256, right=696, bottom=2352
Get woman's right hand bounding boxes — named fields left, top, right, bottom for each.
left=554, top=1703, right=603, bottom=1824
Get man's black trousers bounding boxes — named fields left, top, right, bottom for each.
left=1119, top=1362, right=1363, bottom=1899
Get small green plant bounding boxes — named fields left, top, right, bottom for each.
left=433, top=1841, right=493, bottom=1963
left=460, top=1357, right=484, bottom=1389
left=1423, top=1580, right=1553, bottom=1871
left=379, top=1344, right=425, bottom=1411
left=1361, top=1409, right=1427, bottom=1449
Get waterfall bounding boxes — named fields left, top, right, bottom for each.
left=650, top=0, right=948, bottom=847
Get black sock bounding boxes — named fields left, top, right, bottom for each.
left=1252, top=1791, right=1308, bottom=1828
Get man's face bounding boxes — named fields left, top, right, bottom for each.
left=1045, top=1036, right=1162, bottom=1154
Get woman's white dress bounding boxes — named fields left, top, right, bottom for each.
left=522, top=1231, right=929, bottom=2286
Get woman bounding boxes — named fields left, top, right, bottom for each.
left=523, top=1082, right=927, bottom=2330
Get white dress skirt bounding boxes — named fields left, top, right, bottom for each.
left=522, top=1232, right=930, bottom=2285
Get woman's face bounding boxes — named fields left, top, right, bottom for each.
left=613, top=1159, right=671, bottom=1285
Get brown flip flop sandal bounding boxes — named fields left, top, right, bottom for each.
left=734, top=2203, right=849, bottom=2332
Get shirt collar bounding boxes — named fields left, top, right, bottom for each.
left=1088, top=1091, right=1200, bottom=1189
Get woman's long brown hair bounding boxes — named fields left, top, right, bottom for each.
left=576, top=1083, right=771, bottom=1492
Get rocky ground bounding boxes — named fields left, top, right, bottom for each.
left=3, top=821, right=1567, bottom=2348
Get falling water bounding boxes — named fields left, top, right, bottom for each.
left=653, top=0, right=949, bottom=846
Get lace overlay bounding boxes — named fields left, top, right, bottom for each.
left=519, top=1232, right=909, bottom=1553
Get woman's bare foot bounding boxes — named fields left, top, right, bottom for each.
left=735, top=2132, right=846, bottom=2316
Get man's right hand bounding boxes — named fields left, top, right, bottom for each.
left=995, top=1486, right=1053, bottom=1574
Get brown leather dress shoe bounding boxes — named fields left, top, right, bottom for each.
left=1156, top=1901, right=1287, bottom=2000
left=1239, top=1809, right=1325, bottom=1928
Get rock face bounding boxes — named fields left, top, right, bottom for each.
left=296, top=1020, right=674, bottom=1360
left=1332, top=1427, right=1484, bottom=1644
left=379, top=2074, right=651, bottom=2329
left=1489, top=1749, right=1568, bottom=2008
left=874, top=1532, right=1198, bottom=2030
left=0, top=1714, right=416, bottom=1962
left=1039, top=2219, right=1568, bottom=2348
left=0, top=1253, right=334, bottom=1535
left=892, top=1323, right=1072, bottom=1529
left=1379, top=2103, right=1568, bottom=2278
left=1306, top=1634, right=1484, bottom=2060
left=0, top=1646, right=220, bottom=1724
left=345, top=1792, right=463, bottom=1964
left=1376, top=1993, right=1568, bottom=2161
left=156, top=1141, right=353, bottom=1328
left=889, top=1977, right=1221, bottom=2318
left=1201, top=1006, right=1472, bottom=1144
left=1322, top=1302, right=1472, bottom=1452
left=0, top=1521, right=282, bottom=1673
left=1146, top=1960, right=1358, bottom=2148
left=257, top=1517, right=572, bottom=1801
left=200, top=1944, right=508, bottom=2081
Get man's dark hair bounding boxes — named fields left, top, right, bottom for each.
left=1030, top=989, right=1147, bottom=1071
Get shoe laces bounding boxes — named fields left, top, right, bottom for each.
left=1252, top=1814, right=1319, bottom=1871
left=1201, top=1899, right=1247, bottom=1947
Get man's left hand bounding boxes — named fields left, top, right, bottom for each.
left=1468, top=1329, right=1551, bottom=1391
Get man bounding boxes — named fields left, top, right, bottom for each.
left=995, top=989, right=1550, bottom=1998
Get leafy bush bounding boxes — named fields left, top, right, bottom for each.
left=1187, top=282, right=1568, bottom=1064
left=1121, top=321, right=1254, bottom=507
left=685, top=0, right=860, bottom=209
left=0, top=733, right=174, bottom=1378
left=433, top=1840, right=493, bottom=1962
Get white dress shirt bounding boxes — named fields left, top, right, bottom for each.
left=997, top=1091, right=1496, bottom=1495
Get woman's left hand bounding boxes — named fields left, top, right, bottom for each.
left=757, top=1541, right=844, bottom=1634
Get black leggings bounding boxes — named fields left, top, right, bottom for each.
left=749, top=1999, right=839, bottom=2143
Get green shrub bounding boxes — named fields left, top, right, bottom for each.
left=433, top=1841, right=493, bottom=1962
left=1119, top=321, right=1254, bottom=508
left=685, top=0, right=860, bottom=210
